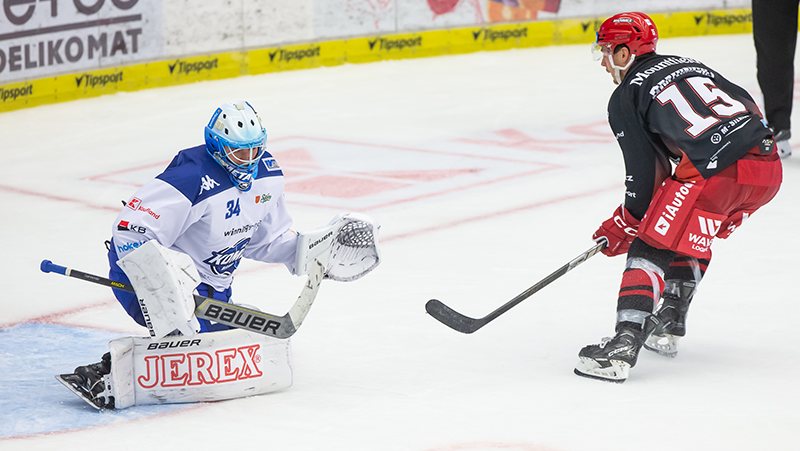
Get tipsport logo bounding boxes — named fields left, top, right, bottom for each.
left=75, top=71, right=123, bottom=88
left=268, top=47, right=321, bottom=63
left=203, top=238, right=250, bottom=276
left=168, top=58, right=218, bottom=75
left=1, top=85, right=32, bottom=102
left=694, top=12, right=752, bottom=26
left=368, top=37, right=422, bottom=51
left=471, top=28, right=528, bottom=42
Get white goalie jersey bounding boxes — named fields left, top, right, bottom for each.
left=111, top=145, right=299, bottom=292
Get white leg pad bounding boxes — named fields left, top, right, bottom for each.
left=107, top=329, right=292, bottom=409
left=116, top=240, right=201, bottom=339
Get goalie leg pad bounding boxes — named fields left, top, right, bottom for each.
left=116, top=240, right=202, bottom=339
left=108, top=329, right=292, bottom=409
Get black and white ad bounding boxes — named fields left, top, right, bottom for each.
left=0, top=0, right=163, bottom=83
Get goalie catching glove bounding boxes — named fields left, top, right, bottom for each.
left=593, top=205, right=640, bottom=257
left=295, top=213, right=381, bottom=282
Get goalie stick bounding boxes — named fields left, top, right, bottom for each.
left=425, top=242, right=606, bottom=334
left=40, top=259, right=323, bottom=339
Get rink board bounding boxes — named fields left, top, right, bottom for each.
left=0, top=9, right=761, bottom=113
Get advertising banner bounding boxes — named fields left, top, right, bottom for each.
left=0, top=0, right=163, bottom=83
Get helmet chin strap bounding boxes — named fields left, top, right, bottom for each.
left=607, top=53, right=636, bottom=84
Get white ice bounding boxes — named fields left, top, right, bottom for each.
left=1, top=33, right=799, bottom=451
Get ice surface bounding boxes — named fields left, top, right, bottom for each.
left=0, top=33, right=798, bottom=450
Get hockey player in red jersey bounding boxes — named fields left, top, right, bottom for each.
left=574, top=12, right=782, bottom=383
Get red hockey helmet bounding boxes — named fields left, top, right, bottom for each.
left=592, top=12, right=658, bottom=60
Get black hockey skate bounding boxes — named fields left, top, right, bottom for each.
left=644, top=280, right=694, bottom=358
left=55, top=352, right=115, bottom=410
left=574, top=327, right=645, bottom=383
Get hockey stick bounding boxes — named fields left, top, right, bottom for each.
left=425, top=241, right=606, bottom=334
left=40, top=259, right=323, bottom=339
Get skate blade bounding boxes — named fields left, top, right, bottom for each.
left=55, top=374, right=103, bottom=410
left=574, top=357, right=629, bottom=383
left=643, top=334, right=680, bottom=358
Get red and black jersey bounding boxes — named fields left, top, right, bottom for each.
left=608, top=52, right=772, bottom=220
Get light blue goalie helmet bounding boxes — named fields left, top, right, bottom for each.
left=204, top=101, right=267, bottom=191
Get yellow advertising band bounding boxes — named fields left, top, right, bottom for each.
left=0, top=9, right=764, bottom=113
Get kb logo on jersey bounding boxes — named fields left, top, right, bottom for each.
left=203, top=238, right=250, bottom=275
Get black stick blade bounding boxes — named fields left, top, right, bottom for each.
left=425, top=299, right=486, bottom=334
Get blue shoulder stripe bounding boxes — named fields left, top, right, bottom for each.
left=156, top=146, right=284, bottom=205
left=156, top=145, right=234, bottom=205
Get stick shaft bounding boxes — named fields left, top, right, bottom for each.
left=426, top=242, right=606, bottom=333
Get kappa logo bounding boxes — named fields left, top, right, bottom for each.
left=199, top=175, right=220, bottom=194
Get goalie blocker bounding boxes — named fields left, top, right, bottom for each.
left=65, top=329, right=293, bottom=409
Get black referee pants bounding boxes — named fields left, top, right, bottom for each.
left=753, top=0, right=799, bottom=132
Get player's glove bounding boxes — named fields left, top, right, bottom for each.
left=593, top=205, right=640, bottom=257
